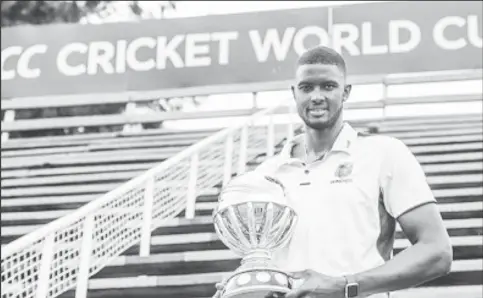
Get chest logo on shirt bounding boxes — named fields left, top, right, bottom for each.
left=332, top=162, right=354, bottom=184
left=336, top=162, right=353, bottom=178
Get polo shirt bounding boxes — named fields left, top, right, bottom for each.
left=254, top=122, right=436, bottom=298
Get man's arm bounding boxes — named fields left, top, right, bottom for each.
left=284, top=203, right=452, bottom=298
left=352, top=138, right=453, bottom=296
left=351, top=202, right=453, bottom=296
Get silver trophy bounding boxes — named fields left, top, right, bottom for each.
left=213, top=171, right=298, bottom=298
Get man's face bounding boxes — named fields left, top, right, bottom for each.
left=292, top=63, right=351, bottom=130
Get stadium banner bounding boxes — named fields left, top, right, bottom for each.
left=1, top=1, right=481, bottom=98
left=333, top=1, right=482, bottom=76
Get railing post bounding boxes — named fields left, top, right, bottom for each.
left=237, top=125, right=248, bottom=175
left=223, top=133, right=234, bottom=186
left=35, top=234, right=56, bottom=298
left=382, top=78, right=388, bottom=118
left=140, top=176, right=155, bottom=257
left=328, top=6, right=334, bottom=48
left=286, top=104, right=295, bottom=144
left=123, top=101, right=142, bottom=133
left=185, top=153, right=199, bottom=219
left=252, top=92, right=258, bottom=109
left=75, top=215, right=95, bottom=298
left=266, top=114, right=275, bottom=157
left=2, top=110, right=15, bottom=143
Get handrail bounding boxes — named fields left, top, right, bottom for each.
left=1, top=69, right=481, bottom=137
left=0, top=108, right=267, bottom=132
left=383, top=93, right=481, bottom=105
left=383, top=69, right=482, bottom=85
left=2, top=93, right=481, bottom=134
left=1, top=93, right=132, bottom=110
left=0, top=101, right=295, bottom=298
left=2, top=69, right=480, bottom=110
left=1, top=105, right=284, bottom=258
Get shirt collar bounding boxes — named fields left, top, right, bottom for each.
left=330, top=122, right=358, bottom=153
left=280, top=122, right=358, bottom=160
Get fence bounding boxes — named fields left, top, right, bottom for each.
left=2, top=69, right=482, bottom=142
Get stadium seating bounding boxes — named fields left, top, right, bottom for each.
left=1, top=124, right=296, bottom=244
left=1, top=83, right=482, bottom=298
left=22, top=112, right=477, bottom=298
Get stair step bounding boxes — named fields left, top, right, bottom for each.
left=54, top=259, right=482, bottom=298
left=391, top=285, right=483, bottom=298
left=98, top=235, right=482, bottom=278
left=3, top=181, right=479, bottom=227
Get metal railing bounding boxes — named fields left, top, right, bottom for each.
left=1, top=102, right=296, bottom=298
left=2, top=69, right=481, bottom=143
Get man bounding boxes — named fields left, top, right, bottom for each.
left=214, top=46, right=452, bottom=298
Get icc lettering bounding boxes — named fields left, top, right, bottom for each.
left=1, top=31, right=238, bottom=79
left=1, top=44, right=47, bottom=80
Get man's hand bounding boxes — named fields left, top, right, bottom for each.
left=212, top=281, right=224, bottom=298
left=285, top=269, right=346, bottom=298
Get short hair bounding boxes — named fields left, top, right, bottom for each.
left=296, top=46, right=347, bottom=75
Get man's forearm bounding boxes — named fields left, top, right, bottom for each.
left=352, top=242, right=452, bottom=297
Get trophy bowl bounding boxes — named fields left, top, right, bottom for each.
left=213, top=171, right=298, bottom=298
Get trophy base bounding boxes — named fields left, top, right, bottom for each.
left=221, top=268, right=292, bottom=298
left=226, top=289, right=286, bottom=298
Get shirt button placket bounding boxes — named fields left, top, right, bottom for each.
left=305, top=164, right=311, bottom=185
left=299, top=163, right=311, bottom=186
left=302, top=162, right=310, bottom=175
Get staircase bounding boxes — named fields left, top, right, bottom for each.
left=1, top=124, right=299, bottom=244
left=48, top=113, right=482, bottom=298
left=1, top=128, right=216, bottom=243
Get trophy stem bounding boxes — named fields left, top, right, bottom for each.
left=239, top=249, right=273, bottom=269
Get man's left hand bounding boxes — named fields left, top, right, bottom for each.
left=285, top=269, right=347, bottom=298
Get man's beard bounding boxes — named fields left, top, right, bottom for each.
left=303, top=105, right=343, bottom=130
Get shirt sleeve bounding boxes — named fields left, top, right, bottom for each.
left=379, top=137, right=436, bottom=219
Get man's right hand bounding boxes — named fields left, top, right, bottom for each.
left=212, top=282, right=224, bottom=298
